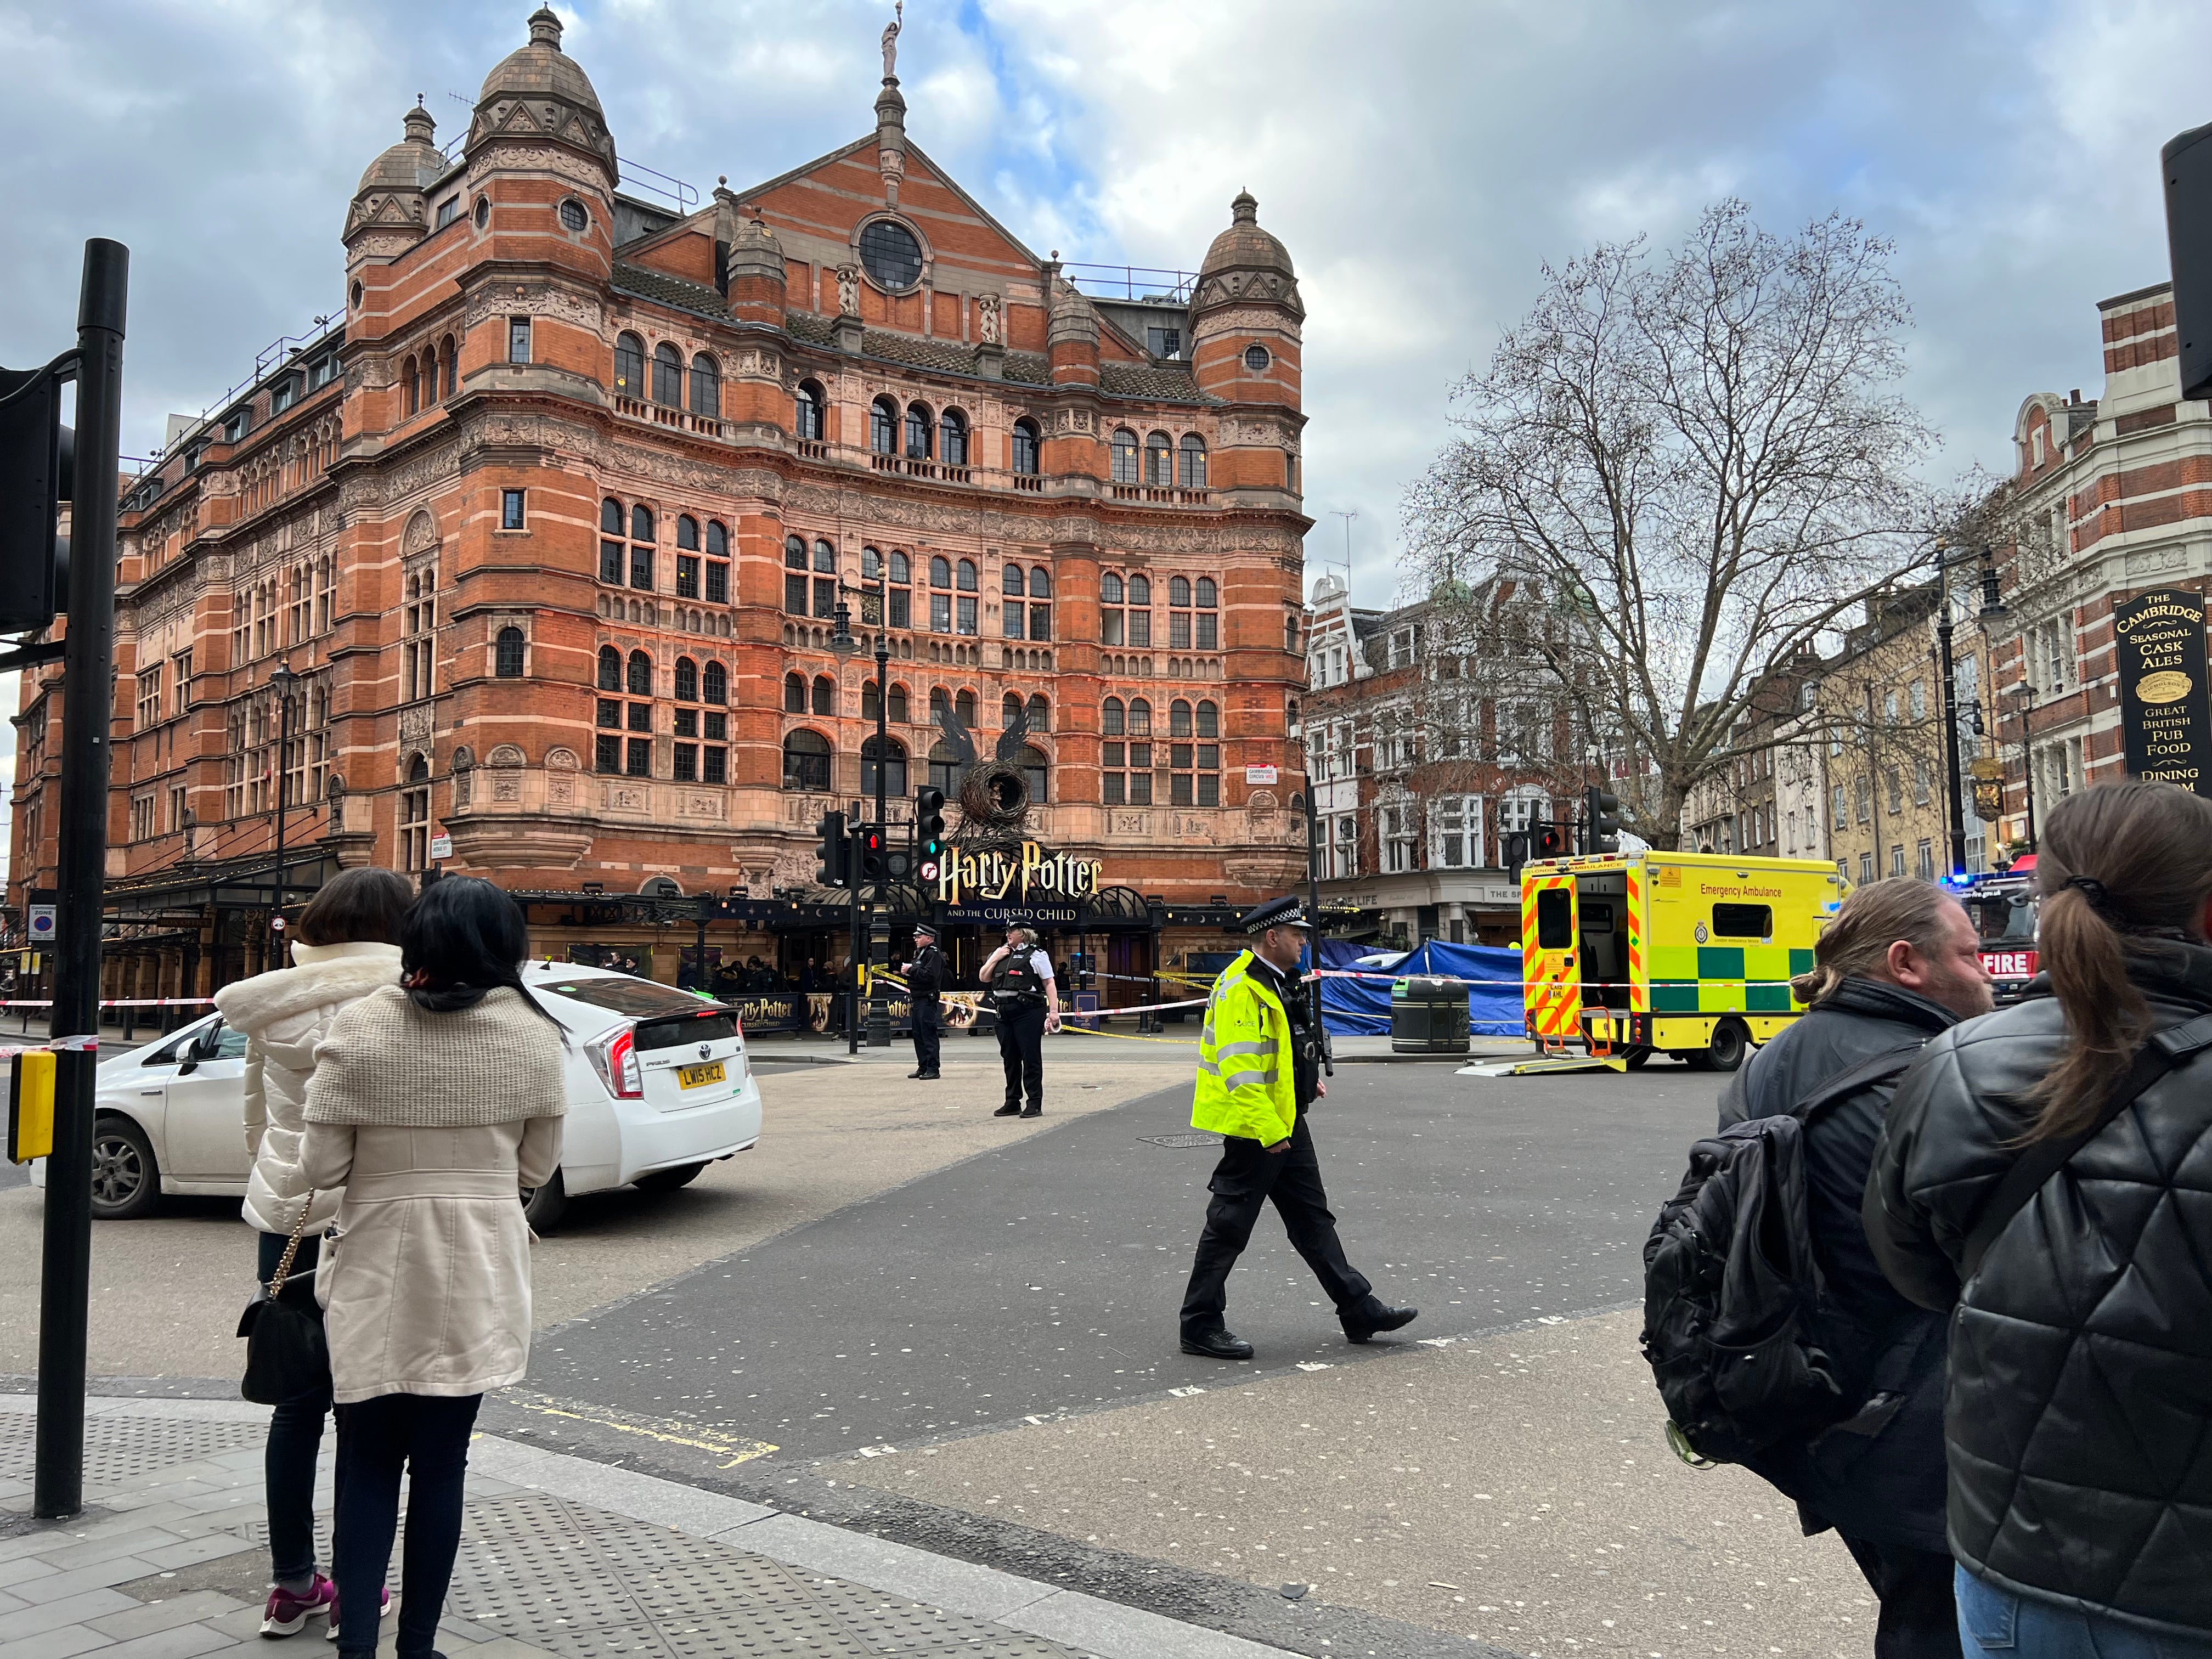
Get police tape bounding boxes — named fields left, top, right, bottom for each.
left=0, top=998, right=218, bottom=1008
left=0, top=1034, right=104, bottom=1058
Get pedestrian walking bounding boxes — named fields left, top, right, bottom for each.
left=215, top=867, right=415, bottom=1639
left=902, top=923, right=947, bottom=1079
left=1867, top=781, right=2212, bottom=1657
left=300, top=878, right=567, bottom=1659
left=979, top=924, right=1059, bottom=1116
left=1718, top=881, right=1993, bottom=1659
left=1178, top=896, right=1414, bottom=1359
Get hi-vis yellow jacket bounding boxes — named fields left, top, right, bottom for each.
left=1190, top=949, right=1298, bottom=1146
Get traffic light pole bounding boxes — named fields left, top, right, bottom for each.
left=37, top=240, right=127, bottom=1519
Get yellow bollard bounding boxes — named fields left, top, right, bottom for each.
left=8, top=1049, right=56, bottom=1163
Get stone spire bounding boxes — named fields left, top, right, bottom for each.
left=874, top=79, right=908, bottom=205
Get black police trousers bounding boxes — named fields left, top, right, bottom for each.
left=1179, top=1110, right=1370, bottom=1338
left=996, top=1001, right=1046, bottom=1107
left=910, top=998, right=941, bottom=1075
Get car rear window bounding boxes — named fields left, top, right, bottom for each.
left=636, top=1013, right=738, bottom=1051
left=539, top=978, right=722, bottom=1018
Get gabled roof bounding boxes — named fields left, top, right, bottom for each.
left=729, top=136, right=1047, bottom=272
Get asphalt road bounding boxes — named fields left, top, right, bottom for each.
left=523, top=1063, right=1723, bottom=1462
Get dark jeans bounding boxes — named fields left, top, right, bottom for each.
left=996, top=1002, right=1046, bottom=1107
left=333, top=1392, right=482, bottom=1657
left=1837, top=1534, right=1963, bottom=1658
left=1180, top=1110, right=1372, bottom=1336
left=911, top=998, right=940, bottom=1074
left=1956, top=1565, right=2212, bottom=1657
left=257, top=1228, right=330, bottom=1587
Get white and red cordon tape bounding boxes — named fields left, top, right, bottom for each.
left=0, top=998, right=217, bottom=1008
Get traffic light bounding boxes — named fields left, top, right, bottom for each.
left=1585, top=785, right=1622, bottom=854
left=915, top=787, right=946, bottom=882
left=1504, top=830, right=1531, bottom=885
left=2165, top=119, right=2212, bottom=400
left=814, top=810, right=849, bottom=887
left=0, top=363, right=70, bottom=634
left=859, top=825, right=887, bottom=883
left=1532, top=820, right=1568, bottom=860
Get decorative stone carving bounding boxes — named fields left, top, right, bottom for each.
left=677, top=792, right=725, bottom=821
left=976, top=292, right=1003, bottom=346
left=487, top=743, right=526, bottom=766
left=836, top=266, right=861, bottom=318
left=402, top=508, right=440, bottom=555
left=493, top=774, right=522, bottom=802
left=399, top=704, right=433, bottom=747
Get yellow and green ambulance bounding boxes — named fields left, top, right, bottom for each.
left=1520, top=851, right=1847, bottom=1071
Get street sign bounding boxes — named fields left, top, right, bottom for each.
left=428, top=832, right=453, bottom=860
left=2115, top=588, right=2212, bottom=795
left=1244, top=765, right=1278, bottom=785
left=27, top=905, right=54, bottom=941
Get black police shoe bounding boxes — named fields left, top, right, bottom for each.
left=916, top=1071, right=941, bottom=1080
left=907, top=1069, right=927, bottom=1079
left=1019, top=1105, right=1041, bottom=1118
left=993, top=1102, right=1022, bottom=1116
left=1340, top=1301, right=1418, bottom=1344
left=1180, top=1328, right=1254, bottom=1361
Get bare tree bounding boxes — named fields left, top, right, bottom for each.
left=1403, top=200, right=1937, bottom=848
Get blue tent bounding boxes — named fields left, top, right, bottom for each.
left=1313, top=939, right=1526, bottom=1038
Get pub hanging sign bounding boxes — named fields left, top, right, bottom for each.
left=934, top=840, right=1105, bottom=907
left=2116, top=588, right=2212, bottom=797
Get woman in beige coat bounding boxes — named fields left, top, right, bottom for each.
left=300, top=878, right=566, bottom=1659
left=213, top=866, right=413, bottom=1638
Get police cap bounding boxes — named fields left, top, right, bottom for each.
left=913, top=922, right=938, bottom=940
left=1240, top=895, right=1313, bottom=934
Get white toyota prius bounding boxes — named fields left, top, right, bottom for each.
left=31, top=961, right=762, bottom=1229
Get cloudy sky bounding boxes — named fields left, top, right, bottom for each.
left=2, top=0, right=2209, bottom=618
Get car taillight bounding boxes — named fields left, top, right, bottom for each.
left=588, top=1028, right=643, bottom=1098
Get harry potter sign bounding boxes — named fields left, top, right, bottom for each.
left=2116, top=589, right=2212, bottom=797
left=933, top=840, right=1105, bottom=907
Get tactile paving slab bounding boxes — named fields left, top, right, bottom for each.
left=0, top=1407, right=264, bottom=1487
left=448, top=1492, right=1087, bottom=1658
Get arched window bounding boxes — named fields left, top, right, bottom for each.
left=1170, top=576, right=1192, bottom=607
left=1171, top=699, right=1193, bottom=737
left=627, top=650, right=653, bottom=696
left=1102, top=696, right=1125, bottom=737
left=930, top=556, right=951, bottom=589
left=905, top=403, right=933, bottom=461
left=1029, top=567, right=1052, bottom=599
left=631, top=504, right=654, bottom=544
left=928, top=741, right=964, bottom=793
left=1128, top=697, right=1153, bottom=736
left=888, top=684, right=909, bottom=723
left=614, top=332, right=645, bottom=399
left=402, top=355, right=419, bottom=416
left=956, top=560, right=977, bottom=592
left=784, top=672, right=805, bottom=713
left=1028, top=693, right=1048, bottom=731
left=401, top=754, right=431, bottom=870
left=861, top=736, right=907, bottom=798
left=1128, top=574, right=1151, bottom=607
left=1197, top=699, right=1220, bottom=737
left=676, top=515, right=699, bottom=551
left=1110, top=428, right=1139, bottom=484
left=1022, top=744, right=1049, bottom=805
left=955, top=689, right=976, bottom=726
left=1101, top=572, right=1124, bottom=605
left=1179, top=434, right=1207, bottom=489
left=706, top=521, right=727, bottom=557
left=1012, top=418, right=1040, bottom=476
left=889, top=549, right=911, bottom=583
left=812, top=674, right=834, bottom=716
left=1197, top=577, right=1217, bottom=608
left=652, top=342, right=684, bottom=407
left=690, top=353, right=720, bottom=417
left=703, top=661, right=727, bottom=704
left=1004, top=563, right=1025, bottom=595
left=495, top=627, right=524, bottom=678
left=598, top=646, right=622, bottom=691
left=795, top=380, right=825, bottom=441
left=1002, top=692, right=1023, bottom=727
left=863, top=545, right=883, bottom=580
left=439, top=335, right=457, bottom=400
left=674, top=657, right=698, bottom=701
left=783, top=535, right=808, bottom=614
left=870, top=398, right=898, bottom=455
left=1146, top=431, right=1173, bottom=486
left=782, top=730, right=832, bottom=792
left=940, top=409, right=968, bottom=466
left=929, top=686, right=949, bottom=724
left=813, top=538, right=836, bottom=573
left=601, top=498, right=623, bottom=535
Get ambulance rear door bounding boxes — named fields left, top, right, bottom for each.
left=1521, top=866, right=1581, bottom=1044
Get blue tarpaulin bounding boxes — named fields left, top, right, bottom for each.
left=1311, top=939, right=1527, bottom=1038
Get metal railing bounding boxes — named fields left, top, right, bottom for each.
left=1060, top=263, right=1197, bottom=303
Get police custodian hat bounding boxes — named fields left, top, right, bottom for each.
left=1240, top=895, right=1313, bottom=934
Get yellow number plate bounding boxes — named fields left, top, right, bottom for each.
left=676, top=1061, right=726, bottom=1089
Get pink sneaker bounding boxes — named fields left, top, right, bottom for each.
left=261, top=1575, right=335, bottom=1638
left=323, top=1586, right=393, bottom=1643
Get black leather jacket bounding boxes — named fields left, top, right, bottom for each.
left=1720, top=978, right=1956, bottom=1553
left=907, top=945, right=945, bottom=1001
left=1866, top=944, right=2212, bottom=1638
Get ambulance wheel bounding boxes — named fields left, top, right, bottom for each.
left=1623, top=1046, right=1652, bottom=1070
left=1705, top=1019, right=1749, bottom=1073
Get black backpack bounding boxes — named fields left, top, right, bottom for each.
left=1640, top=1045, right=1918, bottom=1467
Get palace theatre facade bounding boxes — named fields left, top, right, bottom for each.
left=8, top=8, right=1311, bottom=1010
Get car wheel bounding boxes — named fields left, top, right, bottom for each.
left=632, top=1162, right=707, bottom=1194
left=89, top=1115, right=161, bottom=1220
left=1707, top=1019, right=1749, bottom=1073
left=521, top=1170, right=567, bottom=1232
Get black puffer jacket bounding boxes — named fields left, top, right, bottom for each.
left=1866, top=945, right=2212, bottom=1639
left=1719, top=978, right=1956, bottom=1554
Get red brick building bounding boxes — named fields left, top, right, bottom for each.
left=9, top=8, right=1311, bottom=1004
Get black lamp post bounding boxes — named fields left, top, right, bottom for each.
left=2012, top=681, right=2039, bottom=853
left=832, top=567, right=894, bottom=1048
left=268, top=664, right=300, bottom=956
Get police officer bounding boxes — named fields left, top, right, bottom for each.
left=901, top=923, right=947, bottom=1080
left=979, top=923, right=1060, bottom=1118
left=1178, top=896, right=1417, bottom=1359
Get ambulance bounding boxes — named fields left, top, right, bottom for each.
left=1520, top=851, right=1848, bottom=1071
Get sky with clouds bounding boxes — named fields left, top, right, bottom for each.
left=2, top=0, right=2210, bottom=620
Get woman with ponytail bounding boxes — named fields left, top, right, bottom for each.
left=1867, top=780, right=2212, bottom=1656
left=300, top=879, right=567, bottom=1659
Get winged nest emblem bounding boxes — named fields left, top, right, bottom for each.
left=937, top=701, right=1032, bottom=831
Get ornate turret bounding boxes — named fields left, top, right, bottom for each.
left=1193, top=189, right=1302, bottom=319
left=720, top=190, right=787, bottom=326
left=343, top=104, right=444, bottom=272
left=467, top=7, right=615, bottom=176
left=1190, top=190, right=1302, bottom=427
left=1045, top=258, right=1100, bottom=390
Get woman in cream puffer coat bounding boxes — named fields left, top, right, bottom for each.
left=211, top=866, right=414, bottom=1639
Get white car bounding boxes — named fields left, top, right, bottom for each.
left=33, top=961, right=762, bottom=1229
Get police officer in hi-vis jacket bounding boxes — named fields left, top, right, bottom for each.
left=1177, top=896, right=1417, bottom=1359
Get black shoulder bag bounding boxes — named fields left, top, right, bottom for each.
left=238, top=1197, right=330, bottom=1405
